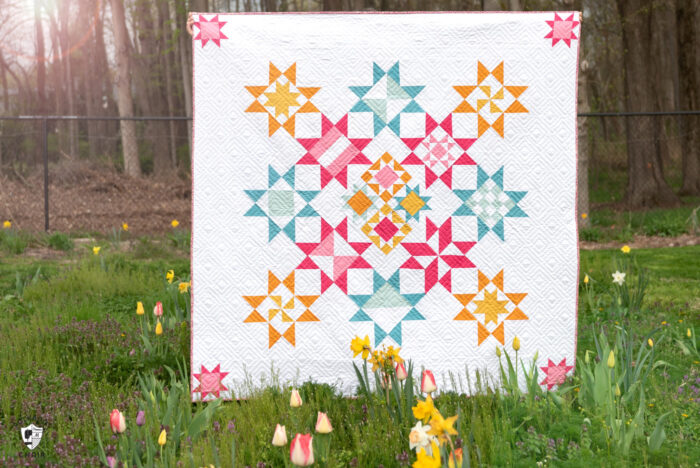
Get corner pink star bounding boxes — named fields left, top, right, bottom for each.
left=545, top=13, right=579, bottom=47
left=194, top=14, right=228, bottom=48
left=193, top=364, right=229, bottom=399
left=539, top=358, right=574, bottom=390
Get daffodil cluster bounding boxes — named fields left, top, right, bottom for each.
left=410, top=395, right=460, bottom=468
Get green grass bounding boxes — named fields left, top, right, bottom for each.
left=0, top=245, right=697, bottom=466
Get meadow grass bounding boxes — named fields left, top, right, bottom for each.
left=0, top=244, right=697, bottom=467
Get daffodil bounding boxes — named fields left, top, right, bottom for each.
left=179, top=281, right=191, bottom=294
left=612, top=271, right=626, bottom=285
left=621, top=245, right=631, bottom=254
left=368, top=350, right=384, bottom=372
left=171, top=219, right=180, bottom=228
left=408, top=421, right=435, bottom=454
left=93, top=246, right=101, bottom=255
left=122, top=222, right=129, bottom=231
left=412, top=394, right=437, bottom=424
left=427, top=412, right=458, bottom=443
left=647, top=338, right=653, bottom=347
left=350, top=335, right=371, bottom=360
left=166, top=270, right=175, bottom=283
left=581, top=213, right=588, bottom=219
left=386, top=345, right=403, bottom=364
left=413, top=441, right=440, bottom=468
left=2, top=220, right=11, bottom=229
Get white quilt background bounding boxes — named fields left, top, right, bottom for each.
left=192, top=12, right=580, bottom=399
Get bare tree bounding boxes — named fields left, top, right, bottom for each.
left=109, top=0, right=141, bottom=177
left=677, top=0, right=700, bottom=196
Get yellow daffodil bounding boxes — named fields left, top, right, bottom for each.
left=413, top=441, right=440, bottom=468
left=171, top=219, right=179, bottom=228
left=386, top=345, right=403, bottom=364
left=581, top=213, right=588, bottom=219
left=155, top=320, right=163, bottom=335
left=368, top=350, right=384, bottom=372
left=93, top=246, right=101, bottom=255
left=607, top=350, right=615, bottom=368
left=583, top=274, right=589, bottom=284
left=647, top=338, right=653, bottom=347
left=350, top=335, right=371, bottom=360
left=682, top=413, right=688, bottom=418
left=136, top=301, right=145, bottom=315
left=179, top=281, right=191, bottom=294
left=166, top=270, right=175, bottom=283
left=158, top=429, right=167, bottom=446
left=621, top=245, right=631, bottom=254
left=428, top=412, right=459, bottom=443
left=512, top=336, right=520, bottom=351
left=2, top=220, right=11, bottom=229
left=412, top=395, right=437, bottom=424
left=122, top=222, right=129, bottom=231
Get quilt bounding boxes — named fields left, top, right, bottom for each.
left=191, top=11, right=581, bottom=399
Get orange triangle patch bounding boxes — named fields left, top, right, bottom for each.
left=282, top=324, right=295, bottom=346
left=245, top=101, right=267, bottom=113
left=492, top=62, right=504, bottom=84
left=477, top=322, right=490, bottom=345
left=269, top=63, right=282, bottom=84
left=283, top=271, right=295, bottom=294
left=492, top=322, right=505, bottom=344
left=245, top=86, right=267, bottom=99
left=268, top=271, right=281, bottom=294
left=297, top=295, right=319, bottom=308
left=506, top=308, right=528, bottom=320
left=298, top=101, right=319, bottom=113
left=454, top=101, right=476, bottom=113
left=477, top=62, right=489, bottom=84
left=492, top=114, right=504, bottom=137
left=244, top=310, right=266, bottom=323
left=454, top=308, right=477, bottom=321
left=492, top=270, right=504, bottom=290
left=298, top=87, right=320, bottom=99
left=268, top=114, right=281, bottom=136
left=283, top=115, right=296, bottom=137
left=477, top=115, right=490, bottom=137
left=283, top=63, right=296, bottom=84
left=297, top=309, right=320, bottom=322
left=454, top=85, right=477, bottom=99
left=477, top=271, right=490, bottom=291
left=268, top=324, right=282, bottom=348
left=506, top=85, right=528, bottom=98
left=243, top=295, right=266, bottom=309
left=454, top=294, right=476, bottom=306
left=506, top=293, right=527, bottom=305
left=506, top=100, right=528, bottom=114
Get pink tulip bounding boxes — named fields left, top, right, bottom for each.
left=153, top=301, right=163, bottom=317
left=395, top=362, right=408, bottom=381
left=272, top=423, right=287, bottom=446
left=109, top=409, right=126, bottom=434
left=136, top=410, right=145, bottom=426
left=289, top=433, right=314, bottom=466
left=421, top=369, right=437, bottom=394
left=106, top=456, right=117, bottom=468
left=315, top=412, right=333, bottom=434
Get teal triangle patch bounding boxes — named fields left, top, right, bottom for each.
left=387, top=77, right=410, bottom=100
left=374, top=323, right=388, bottom=344
left=244, top=190, right=266, bottom=202
left=283, top=166, right=295, bottom=188
left=477, top=166, right=490, bottom=187
left=373, top=271, right=387, bottom=291
left=402, top=85, right=424, bottom=99
left=454, top=205, right=475, bottom=217
left=364, top=283, right=410, bottom=309
left=387, top=270, right=401, bottom=290
left=297, top=190, right=320, bottom=203
left=388, top=323, right=402, bottom=345
left=505, top=190, right=527, bottom=204
left=350, top=309, right=372, bottom=322
left=268, top=166, right=281, bottom=187
left=402, top=100, right=423, bottom=113
left=351, top=101, right=373, bottom=113
left=387, top=62, right=400, bottom=84
left=477, top=218, right=490, bottom=240
left=373, top=114, right=386, bottom=136
left=492, top=218, right=505, bottom=240
left=296, top=204, right=318, bottom=217
left=283, top=218, right=296, bottom=241
left=453, top=190, right=476, bottom=202
left=373, top=63, right=386, bottom=84
left=388, top=115, right=401, bottom=136
left=268, top=219, right=281, bottom=241
left=349, top=85, right=372, bottom=99
left=244, top=204, right=266, bottom=217
left=349, top=295, right=372, bottom=307
left=403, top=294, right=425, bottom=307
left=365, top=99, right=388, bottom=122
left=492, top=166, right=504, bottom=188
left=403, top=307, right=425, bottom=321
left=506, top=205, right=527, bottom=218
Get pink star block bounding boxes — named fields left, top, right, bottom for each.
left=193, top=364, right=229, bottom=399
left=545, top=13, right=579, bottom=47
left=194, top=15, right=228, bottom=47
left=539, top=358, right=574, bottom=390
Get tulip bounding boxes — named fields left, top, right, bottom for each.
left=421, top=370, right=437, bottom=394
left=155, top=320, right=163, bottom=335
left=158, top=429, right=167, bottom=446
left=2, top=220, right=11, bottom=229
left=136, top=410, right=145, bottom=426
left=583, top=274, right=589, bottom=284
left=136, top=301, right=145, bottom=315
left=289, top=433, right=314, bottom=466
left=93, top=246, right=101, bottom=255
left=106, top=456, right=117, bottom=468
left=290, top=388, right=302, bottom=408
left=109, top=409, right=126, bottom=434
left=512, top=336, right=520, bottom=351
left=647, top=338, right=653, bottom=347
left=395, top=362, right=408, bottom=381
left=153, top=301, right=163, bottom=317
left=272, top=424, right=287, bottom=446
left=495, top=347, right=502, bottom=358
left=607, top=350, right=615, bottom=368
left=687, top=328, right=692, bottom=338
left=315, top=412, right=333, bottom=434
left=615, top=384, right=621, bottom=397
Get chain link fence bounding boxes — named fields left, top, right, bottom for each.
left=0, top=113, right=697, bottom=232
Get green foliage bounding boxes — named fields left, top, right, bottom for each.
left=0, top=227, right=29, bottom=254
left=47, top=232, right=74, bottom=251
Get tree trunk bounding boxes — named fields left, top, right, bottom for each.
left=677, top=0, right=700, bottom=195
left=109, top=0, right=141, bottom=177
left=578, top=38, right=591, bottom=229
left=158, top=0, right=178, bottom=169
left=35, top=0, right=46, bottom=116
left=0, top=51, right=9, bottom=112
left=176, top=0, right=193, bottom=154
left=58, top=0, right=78, bottom=157
left=617, top=0, right=679, bottom=207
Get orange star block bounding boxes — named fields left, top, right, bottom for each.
left=243, top=270, right=320, bottom=348
left=452, top=61, right=528, bottom=138
left=245, top=63, right=320, bottom=137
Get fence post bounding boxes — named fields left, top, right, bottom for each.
left=43, top=117, right=49, bottom=232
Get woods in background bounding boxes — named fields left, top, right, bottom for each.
left=0, top=0, right=698, bottom=208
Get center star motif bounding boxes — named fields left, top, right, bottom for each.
left=193, top=364, right=229, bottom=400
left=539, top=358, right=574, bottom=390
left=264, top=81, right=301, bottom=118
left=471, top=289, right=509, bottom=325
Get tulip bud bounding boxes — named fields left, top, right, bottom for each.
left=136, top=301, right=145, bottom=315
left=315, top=412, right=333, bottom=434
left=687, top=328, right=692, bottom=338
left=155, top=320, right=163, bottom=335
left=109, top=409, right=126, bottom=434
left=289, top=434, right=314, bottom=466
left=153, top=301, right=163, bottom=317
left=272, top=424, right=287, bottom=446
left=607, top=350, right=615, bottom=368
left=495, top=347, right=502, bottom=358
left=136, top=410, right=145, bottom=427
left=583, top=274, right=589, bottom=284
left=512, top=336, right=520, bottom=352
left=106, top=456, right=117, bottom=468
left=290, top=389, right=302, bottom=408
left=647, top=338, right=653, bottom=347
left=158, top=429, right=167, bottom=446
left=421, top=369, right=437, bottom=394
left=615, top=384, right=621, bottom=397
left=395, top=362, right=408, bottom=381
left=584, top=351, right=590, bottom=364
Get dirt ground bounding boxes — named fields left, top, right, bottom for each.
left=0, top=163, right=191, bottom=234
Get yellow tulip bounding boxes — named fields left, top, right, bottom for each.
left=93, top=246, right=101, bottom=255
left=171, top=219, right=180, bottom=228
left=647, top=338, right=653, bottom=347
left=2, top=220, right=11, bottom=229
left=290, top=389, right=302, bottom=408
left=158, top=429, right=167, bottom=446
left=607, top=350, right=615, bottom=368
left=583, top=274, right=589, bottom=284
left=581, top=213, right=588, bottom=219
left=512, top=336, right=520, bottom=352
left=136, top=301, right=145, bottom=315
left=495, top=347, right=502, bottom=358
left=688, top=328, right=692, bottom=338
left=621, top=245, right=631, bottom=254
left=615, top=384, right=621, bottom=397
left=155, top=320, right=163, bottom=335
